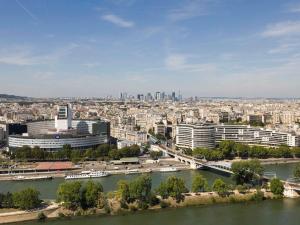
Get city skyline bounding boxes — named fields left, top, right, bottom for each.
left=1, top=0, right=300, bottom=98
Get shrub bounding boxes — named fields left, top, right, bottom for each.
left=251, top=190, right=265, bottom=202
left=160, top=201, right=170, bottom=209
left=120, top=199, right=128, bottom=209
left=138, top=201, right=149, bottom=210
left=149, top=194, right=160, bottom=206
left=129, top=205, right=138, bottom=212
left=270, top=178, right=284, bottom=196
left=37, top=212, right=47, bottom=221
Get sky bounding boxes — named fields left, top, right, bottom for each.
left=0, top=0, right=300, bottom=98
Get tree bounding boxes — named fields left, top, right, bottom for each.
left=12, top=188, right=41, bottom=210
left=192, top=174, right=208, bottom=192
left=96, top=144, right=111, bottom=157
left=234, top=143, right=249, bottom=158
left=0, top=192, right=14, bottom=208
left=117, top=180, right=130, bottom=202
left=156, top=176, right=188, bottom=202
left=150, top=151, right=163, bottom=160
left=231, top=159, right=264, bottom=185
left=62, top=144, right=72, bottom=159
left=270, top=178, right=284, bottom=196
left=129, top=175, right=152, bottom=202
left=293, top=163, right=300, bottom=179
left=82, top=180, right=103, bottom=208
left=212, top=178, right=229, bottom=197
left=219, top=140, right=235, bottom=158
left=57, top=181, right=82, bottom=209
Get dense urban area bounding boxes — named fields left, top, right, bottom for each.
left=0, top=94, right=300, bottom=223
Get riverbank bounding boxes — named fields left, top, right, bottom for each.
left=0, top=202, right=60, bottom=224
left=0, top=165, right=191, bottom=181
left=0, top=189, right=274, bottom=224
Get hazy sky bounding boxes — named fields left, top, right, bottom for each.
left=0, top=0, right=300, bottom=98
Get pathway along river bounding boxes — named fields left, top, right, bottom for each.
left=0, top=163, right=298, bottom=199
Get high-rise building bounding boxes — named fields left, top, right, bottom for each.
left=55, top=104, right=72, bottom=132
left=155, top=92, right=161, bottom=101
left=172, top=92, right=176, bottom=101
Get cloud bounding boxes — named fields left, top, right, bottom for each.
left=165, top=53, right=218, bottom=73
left=102, top=14, right=135, bottom=28
left=0, top=43, right=79, bottom=66
left=82, top=62, right=101, bottom=68
left=167, top=0, right=212, bottom=22
left=262, top=21, right=300, bottom=37
left=287, top=3, right=300, bottom=13
left=268, top=42, right=300, bottom=54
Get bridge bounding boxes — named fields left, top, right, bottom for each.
left=152, top=144, right=300, bottom=198
left=261, top=173, right=300, bottom=198
left=153, top=145, right=233, bottom=175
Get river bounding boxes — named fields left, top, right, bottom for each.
left=19, top=199, right=300, bottom=225
left=0, top=163, right=298, bottom=199
left=1, top=163, right=300, bottom=225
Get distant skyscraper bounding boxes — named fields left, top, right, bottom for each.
left=155, top=92, right=161, bottom=101
left=172, top=91, right=176, bottom=101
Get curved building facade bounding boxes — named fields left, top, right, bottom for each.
left=8, top=118, right=110, bottom=151
left=176, top=123, right=216, bottom=149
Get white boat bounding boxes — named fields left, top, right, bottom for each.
left=159, top=167, right=178, bottom=172
left=125, top=169, right=141, bottom=175
left=65, top=171, right=109, bottom=180
left=12, top=175, right=53, bottom=181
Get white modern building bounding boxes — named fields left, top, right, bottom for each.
left=176, top=123, right=216, bottom=149
left=175, top=123, right=300, bottom=149
left=215, top=124, right=299, bottom=147
left=8, top=105, right=110, bottom=151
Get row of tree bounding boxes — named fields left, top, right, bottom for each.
left=57, top=180, right=105, bottom=210
left=11, top=144, right=141, bottom=162
left=191, top=140, right=300, bottom=161
left=0, top=188, right=41, bottom=210
left=57, top=170, right=284, bottom=212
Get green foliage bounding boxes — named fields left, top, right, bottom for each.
left=156, top=176, right=188, bottom=203
left=117, top=180, right=130, bottom=202
left=149, top=193, right=160, bottom=206
left=251, top=190, right=265, bottom=202
left=97, top=192, right=107, bottom=209
left=231, top=159, right=264, bottom=185
left=117, top=175, right=152, bottom=204
left=150, top=151, right=163, bottom=160
left=219, top=140, right=236, bottom=158
left=270, top=178, right=284, bottom=196
left=212, top=178, right=229, bottom=197
left=137, top=200, right=149, bottom=210
left=293, top=147, right=300, bottom=158
left=236, top=184, right=249, bottom=194
left=293, top=163, right=300, bottom=179
left=13, top=143, right=140, bottom=162
left=82, top=180, right=103, bottom=208
left=191, top=174, right=208, bottom=193
left=0, top=192, right=14, bottom=208
left=128, top=175, right=152, bottom=202
left=193, top=148, right=224, bottom=161
left=37, top=212, right=47, bottom=221
left=57, top=181, right=82, bottom=209
left=160, top=201, right=170, bottom=208
left=12, top=188, right=41, bottom=210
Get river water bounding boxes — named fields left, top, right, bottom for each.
left=1, top=163, right=300, bottom=225
left=0, top=163, right=297, bottom=199
left=20, top=199, right=300, bottom=225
